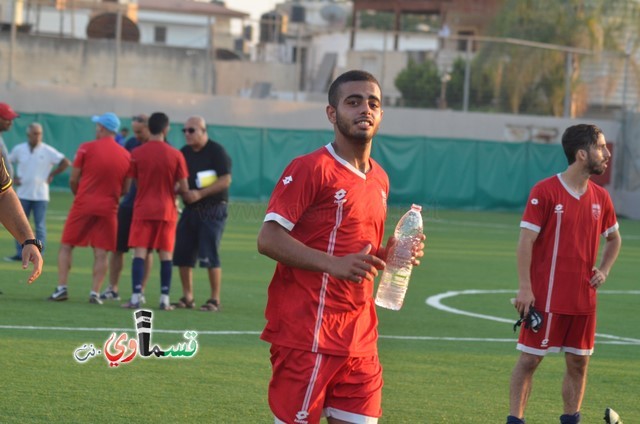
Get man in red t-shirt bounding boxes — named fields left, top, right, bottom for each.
left=121, top=112, right=188, bottom=311
left=507, top=124, right=622, bottom=424
left=49, top=113, right=130, bottom=304
left=257, top=70, right=425, bottom=424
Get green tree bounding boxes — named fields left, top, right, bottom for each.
left=394, top=59, right=441, bottom=108
left=476, top=0, right=640, bottom=116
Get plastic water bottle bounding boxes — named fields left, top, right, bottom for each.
left=375, top=204, right=423, bottom=311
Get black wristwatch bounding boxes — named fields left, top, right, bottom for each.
left=22, top=238, right=43, bottom=252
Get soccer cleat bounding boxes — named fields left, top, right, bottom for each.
left=99, top=288, right=120, bottom=301
left=3, top=254, right=21, bottom=262
left=89, top=294, right=103, bottom=305
left=48, top=287, right=68, bottom=301
left=604, top=408, right=622, bottom=424
left=121, top=300, right=140, bottom=309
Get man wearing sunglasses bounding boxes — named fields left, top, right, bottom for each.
left=172, top=116, right=231, bottom=312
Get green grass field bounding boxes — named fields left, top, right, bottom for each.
left=1, top=192, right=638, bottom=423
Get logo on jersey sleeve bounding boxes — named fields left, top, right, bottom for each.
left=334, top=189, right=346, bottom=203
left=592, top=203, right=602, bottom=220
left=554, top=204, right=564, bottom=213
left=531, top=198, right=539, bottom=205
left=282, top=175, right=293, bottom=185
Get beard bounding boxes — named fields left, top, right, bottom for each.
left=335, top=113, right=378, bottom=143
left=586, top=155, right=606, bottom=175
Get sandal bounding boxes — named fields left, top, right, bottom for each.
left=200, top=299, right=221, bottom=312
left=171, top=296, right=195, bottom=309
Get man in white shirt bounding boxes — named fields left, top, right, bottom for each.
left=5, top=122, right=70, bottom=261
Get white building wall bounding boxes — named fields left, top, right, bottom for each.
left=308, top=30, right=438, bottom=70
left=16, top=7, right=90, bottom=38
left=137, top=11, right=211, bottom=47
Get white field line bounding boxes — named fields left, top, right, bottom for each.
left=426, top=289, right=640, bottom=345
left=0, top=325, right=261, bottom=335
left=2, top=289, right=639, bottom=345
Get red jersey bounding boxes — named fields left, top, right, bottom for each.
left=129, top=141, right=188, bottom=222
left=261, top=144, right=389, bottom=357
left=521, top=174, right=618, bottom=315
left=71, top=136, right=130, bottom=216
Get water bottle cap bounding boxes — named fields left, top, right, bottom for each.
left=411, top=204, right=422, bottom=211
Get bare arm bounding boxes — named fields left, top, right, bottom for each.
left=514, top=228, right=538, bottom=316
left=590, top=230, right=621, bottom=288
left=182, top=174, right=231, bottom=204
left=0, top=188, right=43, bottom=283
left=122, top=177, right=133, bottom=196
left=257, top=220, right=385, bottom=283
left=175, top=178, right=189, bottom=197
left=47, top=158, right=71, bottom=183
left=69, top=166, right=81, bottom=195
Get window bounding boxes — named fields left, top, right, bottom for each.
left=154, top=26, right=167, bottom=44
left=457, top=30, right=475, bottom=52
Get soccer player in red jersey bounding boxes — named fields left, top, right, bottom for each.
left=121, top=112, right=188, bottom=310
left=507, top=124, right=622, bottom=424
left=50, top=113, right=130, bottom=303
left=257, top=70, right=425, bottom=424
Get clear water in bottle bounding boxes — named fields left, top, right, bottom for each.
left=375, top=204, right=423, bottom=310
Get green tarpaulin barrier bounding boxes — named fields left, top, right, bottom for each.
left=2, top=113, right=567, bottom=211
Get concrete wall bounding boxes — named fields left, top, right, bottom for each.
left=0, top=81, right=620, bottom=141
left=0, top=33, right=296, bottom=95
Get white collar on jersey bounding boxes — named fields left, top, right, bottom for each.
left=557, top=173, right=586, bottom=200
left=325, top=143, right=368, bottom=180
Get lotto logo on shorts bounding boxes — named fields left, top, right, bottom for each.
left=294, top=410, right=309, bottom=423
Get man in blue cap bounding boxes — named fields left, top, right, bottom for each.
left=49, top=112, right=131, bottom=304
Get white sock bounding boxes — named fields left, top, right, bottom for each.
left=90, top=291, right=98, bottom=297
left=160, top=294, right=170, bottom=305
left=131, top=293, right=140, bottom=304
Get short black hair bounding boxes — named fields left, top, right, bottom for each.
left=561, top=124, right=603, bottom=165
left=328, top=70, right=381, bottom=108
left=148, top=112, right=169, bottom=135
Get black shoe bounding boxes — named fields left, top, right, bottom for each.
left=48, top=287, right=68, bottom=301
left=99, top=288, right=120, bottom=301
left=89, top=294, right=103, bottom=305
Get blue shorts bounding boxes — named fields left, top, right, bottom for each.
left=172, top=203, right=227, bottom=268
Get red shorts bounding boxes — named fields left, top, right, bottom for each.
left=128, top=219, right=176, bottom=252
left=517, top=312, right=596, bottom=356
left=61, top=210, right=117, bottom=251
left=268, top=345, right=382, bottom=424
